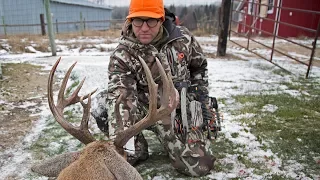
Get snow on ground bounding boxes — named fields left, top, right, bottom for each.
left=0, top=35, right=319, bottom=179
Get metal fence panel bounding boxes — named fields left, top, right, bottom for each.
left=229, top=0, right=320, bottom=78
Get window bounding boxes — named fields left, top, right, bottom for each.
left=248, top=0, right=254, bottom=15
left=238, top=10, right=244, bottom=22
left=268, top=0, right=275, bottom=14
left=248, top=0, right=260, bottom=15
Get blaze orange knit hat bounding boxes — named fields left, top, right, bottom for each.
left=126, top=0, right=165, bottom=21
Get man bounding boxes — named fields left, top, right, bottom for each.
left=93, top=0, right=218, bottom=176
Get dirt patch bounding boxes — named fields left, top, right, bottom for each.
left=0, top=63, right=49, bottom=152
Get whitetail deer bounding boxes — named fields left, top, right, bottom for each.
left=31, top=57, right=177, bottom=180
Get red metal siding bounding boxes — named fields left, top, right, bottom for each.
left=237, top=0, right=320, bottom=37
left=237, top=0, right=278, bottom=36
left=278, top=0, right=320, bottom=37
left=259, top=1, right=277, bottom=37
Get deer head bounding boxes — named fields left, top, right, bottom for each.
left=31, top=57, right=177, bottom=180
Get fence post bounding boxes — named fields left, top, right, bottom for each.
left=217, top=0, right=231, bottom=56
left=80, top=12, right=84, bottom=35
left=2, top=16, right=7, bottom=36
left=56, top=19, right=59, bottom=34
left=270, top=0, right=282, bottom=63
left=306, top=20, right=320, bottom=78
left=44, top=0, right=56, bottom=56
left=228, top=0, right=233, bottom=40
left=246, top=0, right=254, bottom=49
left=40, top=14, right=46, bottom=36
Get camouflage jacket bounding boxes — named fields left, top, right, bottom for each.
left=106, top=16, right=209, bottom=139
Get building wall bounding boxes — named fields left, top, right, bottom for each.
left=259, top=0, right=277, bottom=37
left=0, top=1, right=4, bottom=18
left=0, top=0, right=112, bottom=35
left=50, top=1, right=112, bottom=33
left=0, top=0, right=44, bottom=34
left=237, top=0, right=320, bottom=38
left=278, top=0, right=320, bottom=37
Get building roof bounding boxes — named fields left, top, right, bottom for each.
left=51, top=0, right=113, bottom=10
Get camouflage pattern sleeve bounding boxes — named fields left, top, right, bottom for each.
left=106, top=48, right=139, bottom=140
left=185, top=28, right=209, bottom=104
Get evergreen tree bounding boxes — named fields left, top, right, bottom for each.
left=168, top=5, right=176, bottom=14
left=180, top=6, right=188, bottom=19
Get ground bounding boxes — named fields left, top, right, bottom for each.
left=0, top=63, right=49, bottom=152
left=0, top=33, right=319, bottom=179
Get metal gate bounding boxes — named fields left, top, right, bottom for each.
left=229, top=0, right=320, bottom=78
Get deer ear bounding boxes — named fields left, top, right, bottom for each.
left=31, top=151, right=80, bottom=177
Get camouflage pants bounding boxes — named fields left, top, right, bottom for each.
left=92, top=93, right=215, bottom=177
left=152, top=123, right=215, bottom=176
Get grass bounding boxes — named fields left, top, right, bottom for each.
left=16, top=35, right=317, bottom=178
left=28, top=66, right=320, bottom=179
left=30, top=77, right=88, bottom=161
left=29, top=111, right=83, bottom=160
left=229, top=76, right=320, bottom=178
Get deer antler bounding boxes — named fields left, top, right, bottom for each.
left=48, top=57, right=97, bottom=144
left=32, top=57, right=176, bottom=179
left=114, top=56, right=177, bottom=148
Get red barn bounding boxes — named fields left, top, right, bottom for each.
left=235, top=0, right=320, bottom=37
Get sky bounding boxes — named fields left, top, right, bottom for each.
left=99, top=0, right=221, bottom=6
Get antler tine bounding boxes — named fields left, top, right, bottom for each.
left=78, top=94, right=95, bottom=138
left=140, top=57, right=158, bottom=117
left=115, top=94, right=125, bottom=131
left=48, top=57, right=61, bottom=111
left=82, top=88, right=98, bottom=101
left=66, top=76, right=85, bottom=105
left=48, top=58, right=96, bottom=145
left=57, top=61, right=77, bottom=107
left=59, top=63, right=98, bottom=107
left=155, top=57, right=177, bottom=116
left=114, top=56, right=159, bottom=148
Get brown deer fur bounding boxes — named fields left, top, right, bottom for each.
left=57, top=141, right=142, bottom=180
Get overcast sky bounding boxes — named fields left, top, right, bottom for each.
left=101, top=0, right=221, bottom=6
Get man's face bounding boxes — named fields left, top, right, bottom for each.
left=131, top=17, right=163, bottom=45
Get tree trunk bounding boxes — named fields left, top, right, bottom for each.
left=217, top=0, right=231, bottom=57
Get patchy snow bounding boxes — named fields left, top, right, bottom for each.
left=25, top=46, right=41, bottom=53
left=0, top=35, right=319, bottom=180
left=261, top=104, right=278, bottom=113
left=0, top=49, right=8, bottom=55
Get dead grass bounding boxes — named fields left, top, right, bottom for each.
left=3, top=34, right=48, bottom=53
left=0, top=63, right=49, bottom=152
left=55, top=29, right=121, bottom=39
left=1, top=29, right=122, bottom=53
left=191, top=29, right=217, bottom=37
